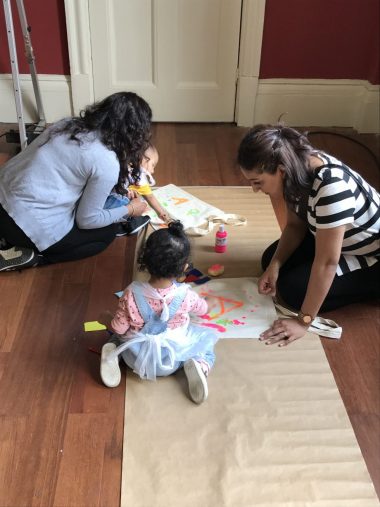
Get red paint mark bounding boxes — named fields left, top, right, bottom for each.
left=198, top=291, right=244, bottom=320
left=201, top=322, right=227, bottom=332
left=88, top=347, right=101, bottom=355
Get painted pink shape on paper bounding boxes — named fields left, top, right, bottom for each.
left=198, top=292, right=244, bottom=320
left=232, top=319, right=245, bottom=325
left=200, top=322, right=227, bottom=333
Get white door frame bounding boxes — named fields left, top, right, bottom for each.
left=63, top=0, right=266, bottom=126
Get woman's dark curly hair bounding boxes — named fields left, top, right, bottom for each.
left=48, top=92, right=152, bottom=194
left=138, top=221, right=191, bottom=279
left=238, top=124, right=315, bottom=208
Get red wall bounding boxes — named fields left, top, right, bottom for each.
left=260, top=0, right=380, bottom=84
left=0, top=0, right=69, bottom=75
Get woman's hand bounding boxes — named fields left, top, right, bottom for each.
left=257, top=211, right=307, bottom=296
left=258, top=262, right=280, bottom=296
left=127, top=197, right=148, bottom=217
left=259, top=318, right=308, bottom=347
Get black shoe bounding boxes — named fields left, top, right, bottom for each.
left=0, top=237, right=11, bottom=249
left=116, top=216, right=151, bottom=236
left=0, top=246, right=38, bottom=272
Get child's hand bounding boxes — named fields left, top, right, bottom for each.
left=98, top=310, right=114, bottom=329
left=158, top=210, right=171, bottom=222
left=127, top=197, right=148, bottom=216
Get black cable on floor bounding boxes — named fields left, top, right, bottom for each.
left=306, top=130, right=380, bottom=169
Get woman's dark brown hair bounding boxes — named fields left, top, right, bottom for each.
left=48, top=92, right=152, bottom=194
left=238, top=124, right=315, bottom=207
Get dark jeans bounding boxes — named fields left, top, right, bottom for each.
left=262, top=232, right=380, bottom=312
left=0, top=204, right=117, bottom=264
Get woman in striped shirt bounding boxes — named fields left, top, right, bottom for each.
left=238, top=124, right=379, bottom=346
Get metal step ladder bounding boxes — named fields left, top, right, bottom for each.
left=3, top=0, right=46, bottom=150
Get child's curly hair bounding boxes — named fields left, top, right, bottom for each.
left=138, top=221, right=190, bottom=278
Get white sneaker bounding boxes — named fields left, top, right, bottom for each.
left=100, top=342, right=121, bottom=388
left=184, top=358, right=208, bottom=404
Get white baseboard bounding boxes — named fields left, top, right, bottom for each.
left=252, top=79, right=380, bottom=133
left=0, top=74, right=73, bottom=123
left=1, top=75, right=379, bottom=134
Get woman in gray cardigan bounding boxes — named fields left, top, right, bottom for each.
left=0, top=92, right=152, bottom=271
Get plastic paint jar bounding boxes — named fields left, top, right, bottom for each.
left=215, top=224, right=227, bottom=253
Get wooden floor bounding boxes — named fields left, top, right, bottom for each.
left=0, top=123, right=379, bottom=506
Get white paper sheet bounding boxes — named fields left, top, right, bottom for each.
left=145, top=184, right=226, bottom=228
left=191, top=277, right=277, bottom=338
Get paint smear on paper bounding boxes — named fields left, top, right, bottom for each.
left=201, top=322, right=227, bottom=332
left=187, top=209, right=200, bottom=216
left=200, top=315, right=245, bottom=332
left=171, top=197, right=189, bottom=205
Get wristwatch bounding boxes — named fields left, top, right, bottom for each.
left=297, top=311, right=313, bottom=326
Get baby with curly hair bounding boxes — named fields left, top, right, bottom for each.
left=99, top=220, right=218, bottom=404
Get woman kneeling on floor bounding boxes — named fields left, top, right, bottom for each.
left=0, top=91, right=151, bottom=272
left=238, top=124, right=380, bottom=346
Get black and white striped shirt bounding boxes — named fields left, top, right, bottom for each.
left=307, top=153, right=380, bottom=276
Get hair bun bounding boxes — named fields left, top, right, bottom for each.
left=168, top=220, right=184, bottom=236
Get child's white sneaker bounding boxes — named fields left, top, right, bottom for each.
left=184, top=358, right=208, bottom=404
left=100, top=342, right=121, bottom=388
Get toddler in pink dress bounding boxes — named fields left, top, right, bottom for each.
left=100, top=220, right=218, bottom=404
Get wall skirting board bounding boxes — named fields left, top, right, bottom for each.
left=251, top=79, right=379, bottom=133
left=0, top=75, right=378, bottom=133
left=0, top=74, right=72, bottom=124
